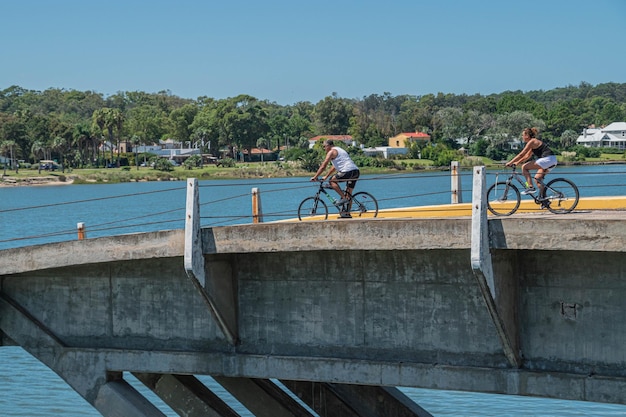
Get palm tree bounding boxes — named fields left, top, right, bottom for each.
left=51, top=136, right=69, bottom=172
left=72, top=123, right=91, bottom=167
left=130, top=134, right=142, bottom=170
left=31, top=140, right=48, bottom=173
left=256, top=137, right=268, bottom=162
left=112, top=109, right=125, bottom=167
left=92, top=108, right=124, bottom=167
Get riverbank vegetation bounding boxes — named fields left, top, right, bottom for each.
left=2, top=151, right=623, bottom=187
left=1, top=82, right=625, bottom=186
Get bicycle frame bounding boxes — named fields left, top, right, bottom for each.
left=315, top=181, right=342, bottom=206
left=495, top=168, right=547, bottom=204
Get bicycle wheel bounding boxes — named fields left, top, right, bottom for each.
left=298, top=197, right=328, bottom=221
left=348, top=192, right=378, bottom=218
left=541, top=178, right=579, bottom=214
left=487, top=181, right=520, bottom=216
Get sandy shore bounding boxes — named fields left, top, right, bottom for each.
left=0, top=176, right=75, bottom=187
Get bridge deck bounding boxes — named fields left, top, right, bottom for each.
left=1, top=194, right=625, bottom=416
left=291, top=195, right=626, bottom=220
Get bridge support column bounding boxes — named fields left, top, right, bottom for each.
left=213, top=376, right=314, bottom=417
left=93, top=373, right=167, bottom=417
left=471, top=166, right=521, bottom=367
left=134, top=373, right=239, bottom=417
left=184, top=178, right=239, bottom=345
left=0, top=295, right=165, bottom=417
left=280, top=380, right=434, bottom=417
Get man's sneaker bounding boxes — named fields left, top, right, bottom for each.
left=521, top=187, right=536, bottom=195
left=339, top=212, right=352, bottom=219
left=334, top=198, right=349, bottom=206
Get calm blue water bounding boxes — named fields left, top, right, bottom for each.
left=1, top=165, right=626, bottom=416
left=1, top=165, right=625, bottom=250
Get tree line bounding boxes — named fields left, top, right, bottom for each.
left=1, top=81, right=625, bottom=168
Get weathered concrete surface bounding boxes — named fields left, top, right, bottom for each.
left=1, top=214, right=626, bottom=415
left=0, top=230, right=184, bottom=275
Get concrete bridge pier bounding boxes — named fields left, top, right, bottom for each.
left=279, top=380, right=434, bottom=417
left=134, top=373, right=243, bottom=417
left=0, top=293, right=166, bottom=416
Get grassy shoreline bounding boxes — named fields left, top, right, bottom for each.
left=1, top=157, right=624, bottom=187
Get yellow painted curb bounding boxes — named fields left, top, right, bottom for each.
left=282, top=196, right=626, bottom=222
left=377, top=196, right=626, bottom=218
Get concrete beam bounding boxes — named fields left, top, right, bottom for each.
left=94, top=377, right=167, bottom=417
left=2, top=212, right=624, bottom=276
left=213, top=376, right=314, bottom=417
left=0, top=229, right=184, bottom=275
left=78, top=348, right=626, bottom=405
left=202, top=219, right=472, bottom=254
left=489, top=215, right=626, bottom=252
left=281, top=380, right=435, bottom=417
left=134, top=373, right=238, bottom=417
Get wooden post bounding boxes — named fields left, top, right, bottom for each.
left=451, top=161, right=462, bottom=204
left=77, top=222, right=86, bottom=240
left=252, top=188, right=263, bottom=224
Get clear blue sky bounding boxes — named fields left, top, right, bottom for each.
left=2, top=0, right=625, bottom=105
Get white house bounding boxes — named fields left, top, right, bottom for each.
left=362, top=146, right=408, bottom=159
left=308, top=135, right=354, bottom=149
left=576, top=122, right=626, bottom=150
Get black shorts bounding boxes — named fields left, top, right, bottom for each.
left=334, top=169, right=360, bottom=189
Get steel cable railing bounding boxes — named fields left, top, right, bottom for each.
left=1, top=167, right=624, bottom=248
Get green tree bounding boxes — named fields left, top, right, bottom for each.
left=127, top=105, right=168, bottom=146
left=190, top=101, right=221, bottom=156
left=51, top=135, right=70, bottom=172
left=130, top=134, right=142, bottom=170
left=92, top=108, right=124, bottom=166
left=432, top=107, right=465, bottom=144
left=496, top=92, right=544, bottom=117
left=71, top=122, right=91, bottom=167
left=313, top=93, right=353, bottom=135
left=221, top=95, right=270, bottom=160
left=256, top=137, right=268, bottom=162
left=30, top=139, right=49, bottom=167
left=169, top=103, right=198, bottom=142
left=559, top=129, right=579, bottom=149
left=545, top=99, right=587, bottom=140
left=397, top=97, right=434, bottom=134
left=0, top=139, right=18, bottom=172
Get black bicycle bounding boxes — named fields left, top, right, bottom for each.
left=298, top=180, right=379, bottom=220
left=487, top=166, right=579, bottom=216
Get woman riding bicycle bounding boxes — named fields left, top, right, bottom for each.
left=310, top=140, right=360, bottom=216
left=506, top=127, right=557, bottom=195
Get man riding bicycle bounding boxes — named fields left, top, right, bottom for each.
left=310, top=140, right=360, bottom=217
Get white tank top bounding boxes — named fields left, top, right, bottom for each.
left=331, top=147, right=358, bottom=172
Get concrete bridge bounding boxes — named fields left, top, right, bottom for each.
left=1, top=170, right=626, bottom=416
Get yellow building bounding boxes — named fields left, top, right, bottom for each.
left=388, top=132, right=431, bottom=148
